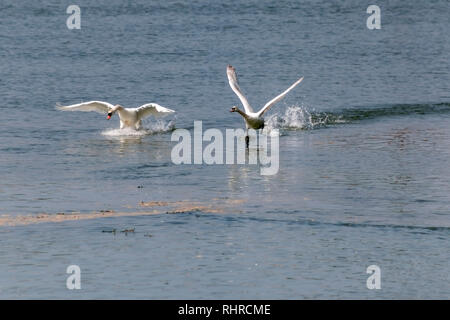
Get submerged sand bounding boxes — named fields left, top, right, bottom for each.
left=0, top=198, right=246, bottom=227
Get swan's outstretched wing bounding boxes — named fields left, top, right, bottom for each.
left=56, top=101, right=114, bottom=114
left=257, top=77, right=304, bottom=117
left=227, top=65, right=254, bottom=113
left=135, top=103, right=175, bottom=119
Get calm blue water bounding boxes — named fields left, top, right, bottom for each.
left=0, top=0, right=449, bottom=299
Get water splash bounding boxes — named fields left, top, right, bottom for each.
left=146, top=119, right=176, bottom=134
left=101, top=120, right=175, bottom=137
left=263, top=105, right=335, bottom=135
left=262, top=102, right=450, bottom=135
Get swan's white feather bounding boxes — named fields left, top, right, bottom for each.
left=56, top=101, right=114, bottom=114
left=257, top=76, right=304, bottom=117
left=134, top=103, right=175, bottom=119
left=227, top=65, right=254, bottom=113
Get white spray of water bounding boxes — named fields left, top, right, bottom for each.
left=263, top=105, right=335, bottom=135
left=101, top=119, right=175, bottom=137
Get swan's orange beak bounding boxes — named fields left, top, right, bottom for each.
left=107, top=113, right=112, bottom=120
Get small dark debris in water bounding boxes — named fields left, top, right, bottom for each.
left=102, top=228, right=134, bottom=234
left=99, top=210, right=114, bottom=213
left=144, top=234, right=153, bottom=238
left=102, top=229, right=117, bottom=233
left=166, top=210, right=183, bottom=214
left=56, top=212, right=65, bottom=215
left=137, top=185, right=144, bottom=189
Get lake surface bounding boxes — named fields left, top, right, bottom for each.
left=0, top=0, right=449, bottom=299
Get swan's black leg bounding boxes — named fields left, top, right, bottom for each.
left=245, top=127, right=249, bottom=148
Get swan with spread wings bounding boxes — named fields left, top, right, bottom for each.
left=57, top=101, right=175, bottom=130
left=227, top=65, right=304, bottom=147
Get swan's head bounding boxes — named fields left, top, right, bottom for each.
left=107, top=105, right=122, bottom=120
left=230, top=106, right=238, bottom=113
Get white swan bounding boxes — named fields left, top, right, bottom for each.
left=227, top=65, right=304, bottom=147
left=57, top=101, right=175, bottom=130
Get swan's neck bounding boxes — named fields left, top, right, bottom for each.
left=235, top=107, right=249, bottom=119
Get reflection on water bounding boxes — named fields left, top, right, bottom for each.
left=227, top=164, right=256, bottom=196
left=97, top=135, right=147, bottom=156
